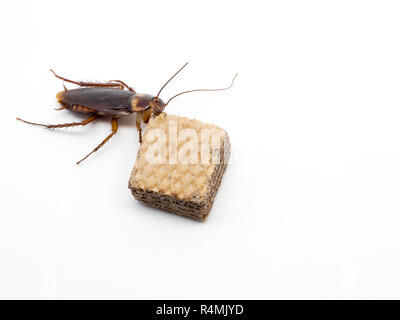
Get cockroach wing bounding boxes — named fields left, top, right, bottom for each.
left=57, top=88, right=135, bottom=115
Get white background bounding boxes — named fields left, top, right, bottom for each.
left=1, top=0, right=400, bottom=299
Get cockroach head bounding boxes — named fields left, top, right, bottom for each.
left=149, top=97, right=166, bottom=114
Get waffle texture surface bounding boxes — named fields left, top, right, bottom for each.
left=129, top=113, right=230, bottom=221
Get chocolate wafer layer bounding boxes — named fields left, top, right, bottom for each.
left=129, top=113, right=230, bottom=221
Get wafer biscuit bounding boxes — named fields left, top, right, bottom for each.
left=129, top=113, right=230, bottom=221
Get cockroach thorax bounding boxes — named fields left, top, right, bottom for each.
left=129, top=94, right=165, bottom=114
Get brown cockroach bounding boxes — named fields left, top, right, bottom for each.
left=17, top=63, right=237, bottom=164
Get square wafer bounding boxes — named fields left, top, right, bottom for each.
left=129, top=113, right=230, bottom=221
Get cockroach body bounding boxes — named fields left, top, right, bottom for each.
left=56, top=88, right=165, bottom=139
left=17, top=63, right=237, bottom=164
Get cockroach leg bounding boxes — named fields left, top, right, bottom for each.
left=54, top=101, right=70, bottom=111
left=108, top=80, right=135, bottom=93
left=142, top=108, right=152, bottom=124
left=16, top=115, right=97, bottom=129
left=135, top=109, right=152, bottom=143
left=76, top=116, right=119, bottom=165
left=54, top=105, right=67, bottom=111
left=136, top=113, right=143, bottom=143
left=50, top=69, right=126, bottom=89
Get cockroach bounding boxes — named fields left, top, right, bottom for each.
left=16, top=63, right=237, bottom=164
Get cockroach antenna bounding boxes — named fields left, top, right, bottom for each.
left=155, top=62, right=189, bottom=100
left=165, top=73, right=238, bottom=106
